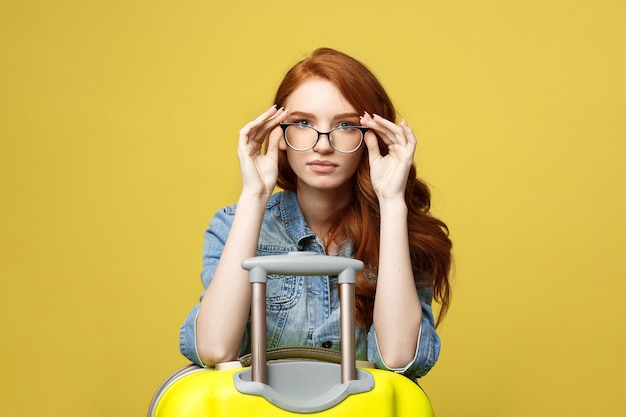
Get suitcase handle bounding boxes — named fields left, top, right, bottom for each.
left=241, top=252, right=364, bottom=384
left=239, top=346, right=341, bottom=367
left=238, top=346, right=376, bottom=367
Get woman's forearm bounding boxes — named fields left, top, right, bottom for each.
left=195, top=194, right=268, bottom=365
left=373, top=198, right=422, bottom=368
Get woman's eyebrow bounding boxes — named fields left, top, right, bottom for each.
left=287, top=111, right=316, bottom=119
left=334, top=112, right=360, bottom=119
left=288, top=111, right=360, bottom=119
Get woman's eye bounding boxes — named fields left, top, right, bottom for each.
left=337, top=122, right=355, bottom=129
left=295, top=120, right=311, bottom=127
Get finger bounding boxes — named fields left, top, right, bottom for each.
left=240, top=107, right=288, bottom=147
left=254, top=104, right=279, bottom=122
left=258, top=107, right=288, bottom=133
left=241, top=105, right=282, bottom=134
left=372, top=114, right=406, bottom=143
left=254, top=108, right=288, bottom=145
left=361, top=112, right=393, bottom=140
left=400, top=119, right=418, bottom=147
left=361, top=112, right=406, bottom=146
left=360, top=111, right=374, bottom=125
left=363, top=129, right=382, bottom=161
left=265, top=124, right=283, bottom=159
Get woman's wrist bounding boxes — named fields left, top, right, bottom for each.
left=238, top=187, right=273, bottom=205
left=378, top=196, right=408, bottom=214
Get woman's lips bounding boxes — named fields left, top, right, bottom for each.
left=307, top=160, right=338, bottom=173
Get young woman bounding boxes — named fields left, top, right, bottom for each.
left=180, top=48, right=452, bottom=380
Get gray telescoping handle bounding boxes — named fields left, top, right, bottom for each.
left=241, top=252, right=364, bottom=385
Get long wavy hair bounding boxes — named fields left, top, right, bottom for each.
left=273, top=48, right=452, bottom=328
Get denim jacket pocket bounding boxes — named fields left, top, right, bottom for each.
left=266, top=274, right=303, bottom=311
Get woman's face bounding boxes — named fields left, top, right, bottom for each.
left=280, top=77, right=365, bottom=194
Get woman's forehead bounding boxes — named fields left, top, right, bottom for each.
left=285, top=78, right=357, bottom=117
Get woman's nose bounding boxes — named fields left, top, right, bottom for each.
left=313, top=133, right=333, bottom=153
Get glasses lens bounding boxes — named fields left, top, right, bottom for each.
left=330, top=127, right=363, bottom=153
left=284, top=125, right=318, bottom=150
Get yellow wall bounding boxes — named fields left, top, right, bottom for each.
left=1, top=1, right=624, bottom=416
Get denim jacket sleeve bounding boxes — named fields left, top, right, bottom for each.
left=366, top=287, right=440, bottom=380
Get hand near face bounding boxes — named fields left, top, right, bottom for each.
left=360, top=112, right=417, bottom=202
left=237, top=105, right=289, bottom=199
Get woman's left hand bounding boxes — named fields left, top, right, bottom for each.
left=360, top=112, right=417, bottom=201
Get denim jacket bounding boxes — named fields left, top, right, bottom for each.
left=180, top=191, right=440, bottom=379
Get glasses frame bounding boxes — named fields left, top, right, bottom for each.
left=279, top=123, right=368, bottom=154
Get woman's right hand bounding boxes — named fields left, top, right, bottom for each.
left=237, top=105, right=289, bottom=199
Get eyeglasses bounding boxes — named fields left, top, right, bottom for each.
left=280, top=123, right=368, bottom=154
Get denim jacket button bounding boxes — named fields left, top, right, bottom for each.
left=321, top=341, right=332, bottom=349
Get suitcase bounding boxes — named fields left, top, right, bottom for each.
left=148, top=252, right=435, bottom=416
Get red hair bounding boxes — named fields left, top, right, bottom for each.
left=274, top=48, right=452, bottom=328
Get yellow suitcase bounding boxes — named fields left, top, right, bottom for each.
left=148, top=253, right=435, bottom=416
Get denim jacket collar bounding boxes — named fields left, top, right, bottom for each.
left=278, top=191, right=317, bottom=249
left=278, top=191, right=355, bottom=256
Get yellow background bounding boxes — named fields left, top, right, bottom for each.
left=1, top=1, right=624, bottom=416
